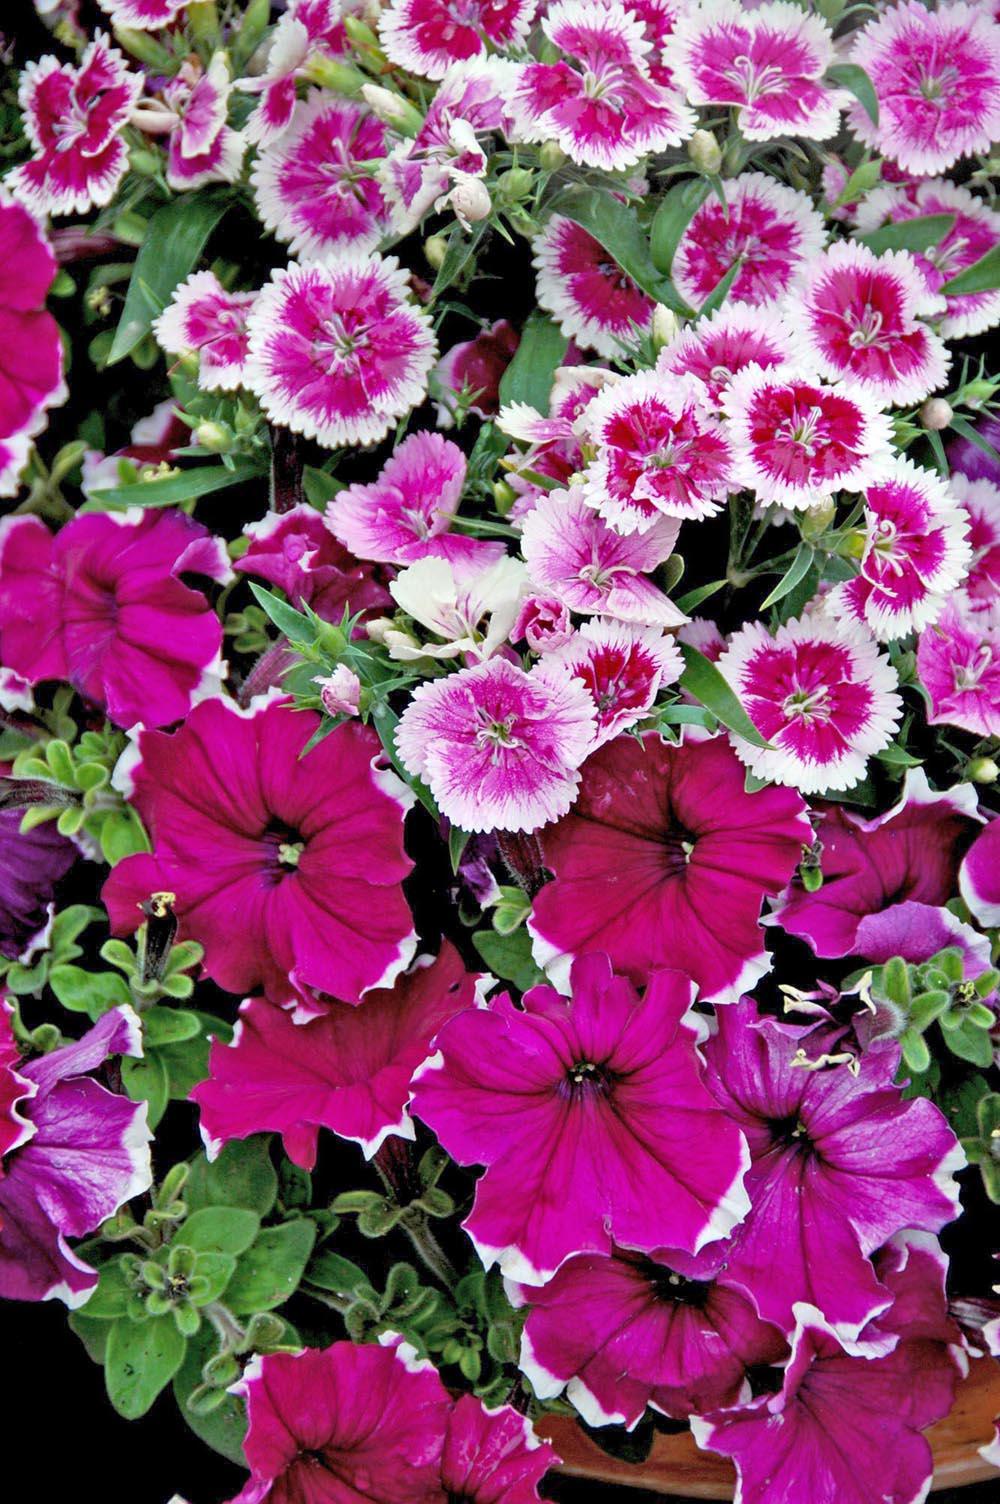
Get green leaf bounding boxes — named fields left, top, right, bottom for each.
left=83, top=1257, right=135, bottom=1320
left=497, top=311, right=568, bottom=415
left=943, top=1017, right=995, bottom=1067
left=675, top=579, right=725, bottom=614
left=826, top=63, right=879, bottom=126
left=122, top=1052, right=170, bottom=1129
left=189, top=1251, right=237, bottom=1306
left=649, top=178, right=711, bottom=276
left=180, top=1207, right=261, bottom=1257
left=302, top=465, right=343, bottom=507
left=185, top=1137, right=278, bottom=1217
left=70, top=1310, right=112, bottom=1365
left=760, top=544, right=815, bottom=610
left=89, top=460, right=266, bottom=511
left=431, top=220, right=488, bottom=298
left=109, top=192, right=229, bottom=364
left=550, top=189, right=692, bottom=314
left=225, top=1219, right=317, bottom=1313
left=248, top=582, right=317, bottom=645
left=173, top=1326, right=249, bottom=1466
left=678, top=642, right=769, bottom=748
left=472, top=927, right=545, bottom=992
left=100, top=807, right=151, bottom=864
left=306, top=1251, right=374, bottom=1298
left=142, top=1006, right=201, bottom=1046
left=832, top=157, right=882, bottom=209
left=105, top=1315, right=186, bottom=1418
left=856, top=214, right=956, bottom=257
left=940, top=243, right=1000, bottom=296
left=49, top=964, right=131, bottom=1017
left=372, top=699, right=440, bottom=820
left=449, top=825, right=471, bottom=874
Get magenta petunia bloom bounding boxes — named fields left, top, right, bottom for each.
left=529, top=733, right=811, bottom=1003
left=832, top=459, right=971, bottom=642
left=774, top=769, right=982, bottom=963
left=246, top=258, right=437, bottom=449
left=8, top=33, right=142, bottom=217
left=519, top=489, right=685, bottom=627
left=380, top=0, right=538, bottom=80
left=547, top=620, right=683, bottom=750
left=951, top=472, right=1000, bottom=610
left=252, top=93, right=391, bottom=261
left=0, top=509, right=229, bottom=729
left=106, top=696, right=416, bottom=1008
left=0, top=189, right=66, bottom=497
left=702, top=1002, right=963, bottom=1338
left=0, top=810, right=77, bottom=962
left=960, top=819, right=1000, bottom=930
left=439, top=1393, right=558, bottom=1504
left=326, top=430, right=476, bottom=566
left=508, top=0, right=694, bottom=172
left=668, top=0, right=844, bottom=141
left=717, top=615, right=902, bottom=795
left=435, top=319, right=519, bottom=424
left=192, top=943, right=481, bottom=1168
left=671, top=173, right=825, bottom=312
left=0, top=1005, right=152, bottom=1306
left=917, top=599, right=1000, bottom=738
left=412, top=955, right=751, bottom=1282
left=691, top=1233, right=964, bottom=1504
left=792, top=242, right=950, bottom=409
left=516, top=1243, right=786, bottom=1427
left=657, top=303, right=795, bottom=409
left=236, top=504, right=391, bottom=621
left=533, top=216, right=655, bottom=359
left=579, top=371, right=735, bottom=531
left=154, top=270, right=256, bottom=392
left=849, top=0, right=1000, bottom=176
left=396, top=656, right=596, bottom=834
left=723, top=365, right=894, bottom=511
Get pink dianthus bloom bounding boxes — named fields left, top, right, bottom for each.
left=251, top=92, right=391, bottom=261
left=547, top=620, right=684, bottom=749
left=154, top=270, right=257, bottom=392
left=0, top=189, right=66, bottom=496
left=671, top=173, right=825, bottom=311
left=831, top=458, right=971, bottom=641
left=105, top=697, right=417, bottom=1008
left=667, top=0, right=845, bottom=141
left=236, top=0, right=348, bottom=148
left=0, top=509, right=229, bottom=730
left=7, top=34, right=142, bottom=217
left=246, top=258, right=437, bottom=449
left=144, top=52, right=246, bottom=192
left=849, top=0, right=1000, bottom=176
left=533, top=215, right=655, bottom=358
left=508, top=0, right=694, bottom=172
left=960, top=819, right=1000, bottom=930
left=529, top=732, right=811, bottom=1003
left=790, top=241, right=949, bottom=408
left=949, top=472, right=1000, bottom=610
left=435, top=318, right=519, bottom=424
left=380, top=0, right=538, bottom=80
left=412, top=954, right=751, bottom=1282
left=395, top=656, right=596, bottom=833
left=657, top=303, right=795, bottom=409
left=96, top=0, right=185, bottom=26
left=327, top=429, right=477, bottom=566
left=917, top=599, right=1000, bottom=738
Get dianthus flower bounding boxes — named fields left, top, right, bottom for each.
left=533, top=216, right=655, bottom=358
left=380, top=0, right=538, bottom=80
left=949, top=472, right=1000, bottom=610
left=529, top=733, right=811, bottom=1002
left=547, top=620, right=684, bottom=749
left=412, top=954, right=751, bottom=1281
left=716, top=614, right=902, bottom=794
left=153, top=270, right=257, bottom=392
left=96, top=0, right=185, bottom=25
left=917, top=599, right=1000, bottom=738
left=387, top=553, right=527, bottom=662
left=657, top=303, right=795, bottom=408
left=237, top=0, right=348, bottom=147
left=245, top=258, right=436, bottom=449
left=133, top=52, right=245, bottom=193
left=0, top=189, right=66, bottom=496
left=327, top=430, right=479, bottom=565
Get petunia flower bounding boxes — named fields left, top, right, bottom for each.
left=7, top=33, right=142, bottom=217
left=0, top=509, right=229, bottom=730
left=691, top=1233, right=963, bottom=1504
left=153, top=270, right=257, bottom=392
left=245, top=258, right=437, bottom=449
left=515, top=1243, right=786, bottom=1427
left=105, top=696, right=416, bottom=1008
left=546, top=619, right=684, bottom=749
left=773, top=769, right=983, bottom=963
left=855, top=180, right=1000, bottom=342
left=236, top=503, right=391, bottom=620
left=578, top=370, right=735, bottom=531
left=0, top=812, right=77, bottom=963
left=326, top=429, right=478, bottom=566
left=192, top=942, right=481, bottom=1168
left=0, top=1005, right=152, bottom=1306
left=251, top=92, right=391, bottom=261
left=532, top=215, right=655, bottom=359
left=716, top=614, right=902, bottom=794
left=438, top=1393, right=559, bottom=1504
left=0, top=189, right=66, bottom=497
left=960, top=819, right=1000, bottom=931
left=667, top=0, right=845, bottom=142
left=917, top=599, right=1000, bottom=738
left=380, top=0, right=538, bottom=80
left=133, top=52, right=245, bottom=193
left=831, top=459, right=971, bottom=641
left=236, top=0, right=348, bottom=147
left=722, top=364, right=894, bottom=511
left=529, top=732, right=811, bottom=1002
left=435, top=318, right=519, bottom=424
left=387, top=553, right=528, bottom=662
left=671, top=172, right=825, bottom=312
left=656, top=303, right=796, bottom=409
left=702, top=1002, right=964, bottom=1338
left=508, top=0, right=694, bottom=173
left=790, top=241, right=950, bottom=409
left=412, top=954, right=751, bottom=1282
left=849, top=0, right=1000, bottom=177
left=95, top=0, right=185, bottom=26
left=395, top=656, right=596, bottom=833
left=950, top=472, right=1000, bottom=610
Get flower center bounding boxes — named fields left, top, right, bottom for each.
left=953, top=643, right=995, bottom=691
left=316, top=313, right=370, bottom=370
left=725, top=52, right=787, bottom=102
left=261, top=821, right=306, bottom=881
left=642, top=1259, right=709, bottom=1307
left=564, top=1058, right=615, bottom=1098
left=661, top=823, right=697, bottom=876
left=846, top=302, right=887, bottom=349
left=475, top=709, right=522, bottom=759
left=775, top=403, right=825, bottom=456
left=782, top=683, right=832, bottom=723
left=916, top=65, right=959, bottom=103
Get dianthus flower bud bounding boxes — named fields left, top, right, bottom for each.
left=920, top=397, right=953, bottom=431
left=687, top=128, right=722, bottom=175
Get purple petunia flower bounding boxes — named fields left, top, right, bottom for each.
left=236, top=504, right=392, bottom=621
left=0, top=807, right=77, bottom=961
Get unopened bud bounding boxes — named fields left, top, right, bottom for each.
left=424, top=233, right=448, bottom=271
left=687, top=128, right=722, bottom=175
left=839, top=528, right=867, bottom=560
left=301, top=56, right=366, bottom=94
left=314, top=666, right=362, bottom=718
left=365, top=616, right=397, bottom=645
left=967, top=755, right=999, bottom=784
left=360, top=84, right=423, bottom=135
left=538, top=141, right=567, bottom=171
left=958, top=378, right=1000, bottom=410
left=343, top=14, right=381, bottom=49
left=492, top=480, right=516, bottom=514
left=194, top=421, right=233, bottom=453
left=651, top=304, right=680, bottom=350
left=450, top=175, right=492, bottom=226
left=920, top=397, right=953, bottom=431
left=497, top=168, right=534, bottom=204
left=129, top=146, right=162, bottom=177
left=801, top=498, right=837, bottom=539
